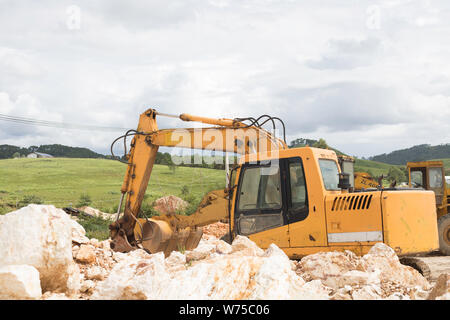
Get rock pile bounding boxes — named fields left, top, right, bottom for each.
left=152, top=195, right=188, bottom=215
left=0, top=205, right=448, bottom=300
left=202, top=221, right=229, bottom=239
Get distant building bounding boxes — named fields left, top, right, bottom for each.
left=446, top=176, right=450, bottom=185
left=27, top=152, right=54, bottom=159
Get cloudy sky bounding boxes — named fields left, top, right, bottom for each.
left=0, top=0, right=449, bottom=158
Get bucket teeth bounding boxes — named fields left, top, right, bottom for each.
left=110, top=229, right=135, bottom=253
left=185, top=228, right=203, bottom=251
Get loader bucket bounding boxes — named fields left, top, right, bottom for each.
left=137, top=218, right=203, bottom=256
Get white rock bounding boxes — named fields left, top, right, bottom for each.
left=66, top=262, right=81, bottom=294
left=80, top=280, right=95, bottom=293
left=85, top=266, right=106, bottom=281
left=76, top=244, right=97, bottom=264
left=351, top=285, right=382, bottom=300
left=386, top=292, right=410, bottom=300
left=299, top=250, right=359, bottom=288
left=215, top=240, right=232, bottom=254
left=298, top=243, right=429, bottom=292
left=436, top=293, right=450, bottom=300
left=89, top=238, right=100, bottom=248
left=231, top=235, right=264, bottom=256
left=68, top=218, right=89, bottom=244
left=185, top=239, right=217, bottom=262
left=360, top=243, right=430, bottom=289
left=326, top=270, right=380, bottom=289
left=165, top=251, right=186, bottom=267
left=0, top=265, right=42, bottom=300
left=42, top=292, right=71, bottom=300
left=92, top=241, right=331, bottom=300
left=0, top=205, right=79, bottom=292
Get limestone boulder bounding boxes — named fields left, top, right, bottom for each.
left=152, top=195, right=188, bottom=215
left=360, top=243, right=430, bottom=290
left=298, top=243, right=430, bottom=292
left=68, top=218, right=89, bottom=244
left=0, top=205, right=77, bottom=292
left=0, top=265, right=42, bottom=300
left=75, top=244, right=97, bottom=264
left=77, top=206, right=115, bottom=221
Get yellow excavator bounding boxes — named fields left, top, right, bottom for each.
left=108, top=108, right=439, bottom=265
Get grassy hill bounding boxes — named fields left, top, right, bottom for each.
left=0, top=158, right=226, bottom=215
left=354, top=158, right=403, bottom=177
left=0, top=144, right=105, bottom=159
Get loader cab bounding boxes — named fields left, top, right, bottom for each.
left=407, top=161, right=448, bottom=217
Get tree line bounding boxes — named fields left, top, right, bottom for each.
left=370, top=144, right=450, bottom=165
left=0, top=144, right=105, bottom=159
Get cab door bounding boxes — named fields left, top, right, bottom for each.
left=234, top=160, right=290, bottom=248
left=287, top=157, right=328, bottom=248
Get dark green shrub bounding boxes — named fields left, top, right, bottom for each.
left=76, top=193, right=92, bottom=207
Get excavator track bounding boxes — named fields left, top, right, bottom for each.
left=400, top=253, right=450, bottom=283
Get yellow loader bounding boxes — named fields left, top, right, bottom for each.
left=407, top=161, right=450, bottom=255
left=108, top=109, right=439, bottom=270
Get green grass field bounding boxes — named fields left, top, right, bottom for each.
left=0, top=158, right=226, bottom=215
left=354, top=158, right=402, bottom=177
left=1, top=156, right=448, bottom=240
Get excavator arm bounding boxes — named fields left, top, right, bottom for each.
left=109, top=108, right=286, bottom=254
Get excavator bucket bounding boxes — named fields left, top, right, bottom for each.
left=136, top=218, right=203, bottom=256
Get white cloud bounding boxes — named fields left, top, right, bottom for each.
left=0, top=0, right=449, bottom=157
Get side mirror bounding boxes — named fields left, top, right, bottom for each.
left=338, top=172, right=351, bottom=190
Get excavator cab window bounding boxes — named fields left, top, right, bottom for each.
left=238, top=165, right=282, bottom=210
left=235, top=162, right=284, bottom=235
left=319, top=159, right=340, bottom=190
left=288, top=162, right=306, bottom=209
left=286, top=157, right=309, bottom=223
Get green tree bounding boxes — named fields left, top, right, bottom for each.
left=181, top=185, right=189, bottom=196
left=387, top=167, right=406, bottom=183
left=12, top=152, right=20, bottom=158
left=312, top=138, right=329, bottom=149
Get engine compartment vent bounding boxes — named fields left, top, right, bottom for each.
left=331, top=194, right=373, bottom=211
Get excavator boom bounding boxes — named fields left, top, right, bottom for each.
left=109, top=108, right=286, bottom=254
